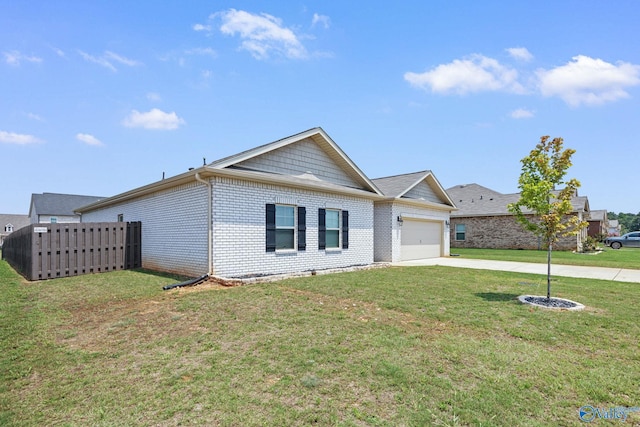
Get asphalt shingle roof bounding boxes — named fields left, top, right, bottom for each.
left=30, top=193, right=105, bottom=216
left=446, top=183, right=588, bottom=217
left=371, top=170, right=432, bottom=198
left=0, top=214, right=30, bottom=230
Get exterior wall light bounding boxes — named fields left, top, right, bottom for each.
left=397, top=215, right=403, bottom=226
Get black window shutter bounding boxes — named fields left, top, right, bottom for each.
left=266, top=204, right=276, bottom=252
left=297, top=206, right=306, bottom=251
left=342, top=210, right=349, bottom=249
left=318, top=208, right=326, bottom=250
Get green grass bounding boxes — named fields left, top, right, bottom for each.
left=1, top=260, right=639, bottom=426
left=451, top=247, right=640, bottom=269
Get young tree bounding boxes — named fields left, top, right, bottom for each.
left=508, top=136, right=588, bottom=300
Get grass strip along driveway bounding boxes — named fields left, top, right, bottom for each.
left=452, top=247, right=640, bottom=270
left=1, top=257, right=639, bottom=426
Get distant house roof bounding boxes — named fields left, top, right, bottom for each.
left=588, top=209, right=607, bottom=221
left=0, top=214, right=30, bottom=231
left=29, top=193, right=105, bottom=217
left=446, top=183, right=589, bottom=217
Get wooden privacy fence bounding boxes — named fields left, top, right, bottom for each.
left=2, top=222, right=141, bottom=281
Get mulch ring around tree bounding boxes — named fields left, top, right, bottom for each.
left=518, top=295, right=585, bottom=311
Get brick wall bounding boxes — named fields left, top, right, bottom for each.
left=212, top=176, right=374, bottom=278
left=83, top=176, right=376, bottom=278
left=450, top=215, right=581, bottom=251
left=82, top=182, right=209, bottom=276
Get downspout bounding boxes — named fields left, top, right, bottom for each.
left=195, top=172, right=214, bottom=276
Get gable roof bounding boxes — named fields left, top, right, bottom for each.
left=372, top=170, right=457, bottom=210
left=29, top=193, right=105, bottom=217
left=0, top=214, right=30, bottom=231
left=588, top=209, right=607, bottom=221
left=446, top=183, right=589, bottom=217
left=77, top=128, right=385, bottom=212
left=209, top=127, right=382, bottom=195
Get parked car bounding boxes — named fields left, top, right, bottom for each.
left=605, top=231, right=640, bottom=249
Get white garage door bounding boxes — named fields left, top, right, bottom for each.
left=400, top=220, right=442, bottom=261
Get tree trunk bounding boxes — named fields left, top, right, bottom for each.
left=546, top=242, right=552, bottom=300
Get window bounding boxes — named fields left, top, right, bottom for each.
left=276, top=205, right=295, bottom=250
left=5, top=224, right=13, bottom=233
left=325, top=210, right=340, bottom=248
left=117, top=214, right=124, bottom=222
left=50, top=217, right=58, bottom=224
left=455, top=224, right=466, bottom=241
left=319, top=209, right=349, bottom=250
left=266, top=204, right=306, bottom=252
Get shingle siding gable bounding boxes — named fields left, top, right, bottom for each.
left=404, top=181, right=442, bottom=204
left=233, top=138, right=362, bottom=189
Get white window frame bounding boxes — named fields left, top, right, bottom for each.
left=325, top=209, right=341, bottom=249
left=275, top=204, right=296, bottom=251
left=455, top=224, right=466, bottom=241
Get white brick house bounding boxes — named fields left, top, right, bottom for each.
left=78, top=128, right=456, bottom=278
left=372, top=171, right=455, bottom=262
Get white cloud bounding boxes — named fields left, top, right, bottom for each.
left=147, top=92, right=162, bottom=102
left=184, top=47, right=217, bottom=58
left=76, top=133, right=103, bottom=146
left=193, top=23, right=212, bottom=32
left=78, top=51, right=116, bottom=71
left=0, top=131, right=42, bottom=145
left=214, top=9, right=307, bottom=60
left=510, top=108, right=535, bottom=119
left=536, top=55, right=640, bottom=106
left=51, top=46, right=66, bottom=58
left=104, top=51, right=141, bottom=67
left=404, top=54, right=524, bottom=95
left=26, top=112, right=44, bottom=121
left=3, top=50, right=42, bottom=66
left=312, top=13, right=331, bottom=29
left=78, top=50, right=141, bottom=72
left=122, top=108, right=185, bottom=130
left=506, top=47, right=533, bottom=62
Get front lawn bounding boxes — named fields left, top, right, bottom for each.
left=1, top=261, right=639, bottom=426
left=451, top=247, right=640, bottom=269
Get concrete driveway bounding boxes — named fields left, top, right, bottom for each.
left=392, top=257, right=640, bottom=283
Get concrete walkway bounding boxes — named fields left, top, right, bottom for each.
left=392, top=257, right=640, bottom=283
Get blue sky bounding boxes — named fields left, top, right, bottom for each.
left=2, top=1, right=639, bottom=214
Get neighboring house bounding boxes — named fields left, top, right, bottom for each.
left=77, top=127, right=454, bottom=278
left=29, top=193, right=104, bottom=224
left=0, top=214, right=30, bottom=247
left=446, top=183, right=590, bottom=251
left=372, top=171, right=456, bottom=262
left=587, top=209, right=608, bottom=239
left=607, top=219, right=621, bottom=237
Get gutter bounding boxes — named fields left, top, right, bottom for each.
left=195, top=172, right=214, bottom=276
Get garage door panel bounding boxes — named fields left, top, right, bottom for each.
left=401, top=220, right=442, bottom=260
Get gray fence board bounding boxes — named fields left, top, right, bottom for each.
left=2, top=222, right=142, bottom=281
